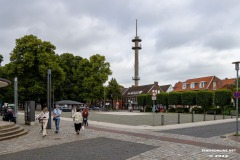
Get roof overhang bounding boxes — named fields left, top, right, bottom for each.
left=0, top=78, right=11, bottom=88
left=55, top=100, right=84, bottom=105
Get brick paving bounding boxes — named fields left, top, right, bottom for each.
left=0, top=111, right=239, bottom=159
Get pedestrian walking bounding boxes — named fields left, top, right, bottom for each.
left=82, top=107, right=89, bottom=126
left=71, top=106, right=76, bottom=118
left=72, top=108, right=83, bottom=135
left=36, top=107, right=49, bottom=138
left=53, top=105, right=61, bottom=133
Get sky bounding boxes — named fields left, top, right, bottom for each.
left=1, top=0, right=240, bottom=88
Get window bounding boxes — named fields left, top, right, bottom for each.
left=182, top=83, right=188, bottom=89
left=190, top=82, right=197, bottom=89
left=213, top=82, right=216, bottom=90
left=199, top=81, right=206, bottom=88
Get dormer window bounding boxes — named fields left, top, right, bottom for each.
left=182, top=83, right=188, bottom=89
left=190, top=82, right=197, bottom=89
left=199, top=81, right=207, bottom=88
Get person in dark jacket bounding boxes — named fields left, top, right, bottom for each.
left=82, top=107, right=89, bottom=126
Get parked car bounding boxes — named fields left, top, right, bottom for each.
left=60, top=105, right=71, bottom=112
left=89, top=106, right=100, bottom=110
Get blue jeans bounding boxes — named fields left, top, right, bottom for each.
left=54, top=118, right=60, bottom=132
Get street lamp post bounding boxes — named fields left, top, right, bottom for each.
left=47, top=69, right=51, bottom=129
left=233, top=61, right=240, bottom=135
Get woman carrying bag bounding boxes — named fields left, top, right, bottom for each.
left=72, top=108, right=83, bottom=135
left=36, top=107, right=49, bottom=138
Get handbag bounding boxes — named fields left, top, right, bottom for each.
left=38, top=117, right=43, bottom=123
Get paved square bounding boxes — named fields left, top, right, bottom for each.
left=0, top=137, right=157, bottom=160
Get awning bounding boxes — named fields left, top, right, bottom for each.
left=55, top=100, right=84, bottom=105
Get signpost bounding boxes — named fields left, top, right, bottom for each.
left=152, top=91, right=156, bottom=126
left=233, top=61, right=240, bottom=136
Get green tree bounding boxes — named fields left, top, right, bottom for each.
left=181, top=91, right=197, bottom=110
left=77, top=54, right=112, bottom=103
left=214, top=89, right=232, bottom=116
left=156, top=92, right=169, bottom=109
left=137, top=94, right=146, bottom=106
left=168, top=92, right=182, bottom=105
left=106, top=78, right=122, bottom=100
left=8, top=34, right=65, bottom=105
left=0, top=54, right=3, bottom=66
left=57, top=53, right=83, bottom=101
left=196, top=90, right=213, bottom=119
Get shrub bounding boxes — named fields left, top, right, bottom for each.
left=176, top=108, right=189, bottom=113
left=168, top=107, right=176, bottom=112
left=207, top=107, right=222, bottom=114
left=192, top=108, right=204, bottom=114
left=145, top=105, right=152, bottom=112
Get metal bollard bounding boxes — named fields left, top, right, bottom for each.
left=161, top=115, right=164, bottom=126
left=192, top=111, right=194, bottom=122
left=178, top=114, right=180, bottom=124
left=214, top=111, right=216, bottom=120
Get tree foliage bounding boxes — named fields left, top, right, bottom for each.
left=137, top=94, right=146, bottom=106
left=0, top=35, right=112, bottom=105
left=0, top=54, right=3, bottom=66
left=181, top=91, right=197, bottom=106
left=168, top=92, right=182, bottom=105
left=145, top=94, right=153, bottom=106
left=77, top=54, right=112, bottom=103
left=106, top=78, right=122, bottom=101
left=7, top=35, right=65, bottom=104
left=214, top=89, right=232, bottom=108
left=196, top=90, right=213, bottom=111
left=156, top=92, right=169, bottom=106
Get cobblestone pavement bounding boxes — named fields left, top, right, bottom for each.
left=0, top=111, right=239, bottom=159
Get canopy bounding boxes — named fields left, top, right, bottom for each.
left=55, top=100, right=84, bottom=105
left=0, top=78, right=11, bottom=88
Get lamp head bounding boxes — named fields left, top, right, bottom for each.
left=232, top=61, right=240, bottom=70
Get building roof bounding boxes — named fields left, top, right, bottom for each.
left=123, top=82, right=161, bottom=96
left=174, top=76, right=217, bottom=91
left=221, top=78, right=235, bottom=89
left=160, top=84, right=171, bottom=92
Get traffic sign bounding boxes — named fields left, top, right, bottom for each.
left=234, top=91, right=240, bottom=98
left=152, top=96, right=156, bottom=100
left=152, top=91, right=156, bottom=96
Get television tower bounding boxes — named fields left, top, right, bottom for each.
left=132, top=19, right=142, bottom=86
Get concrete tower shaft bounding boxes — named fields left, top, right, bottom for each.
left=132, top=19, right=142, bottom=86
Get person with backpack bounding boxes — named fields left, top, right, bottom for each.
left=72, top=108, right=83, bottom=135
left=82, top=106, right=89, bottom=126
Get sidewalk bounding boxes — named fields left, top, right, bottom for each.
left=1, top=112, right=240, bottom=159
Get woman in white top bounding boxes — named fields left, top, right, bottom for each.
left=72, top=108, right=83, bottom=135
left=36, top=107, right=49, bottom=138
